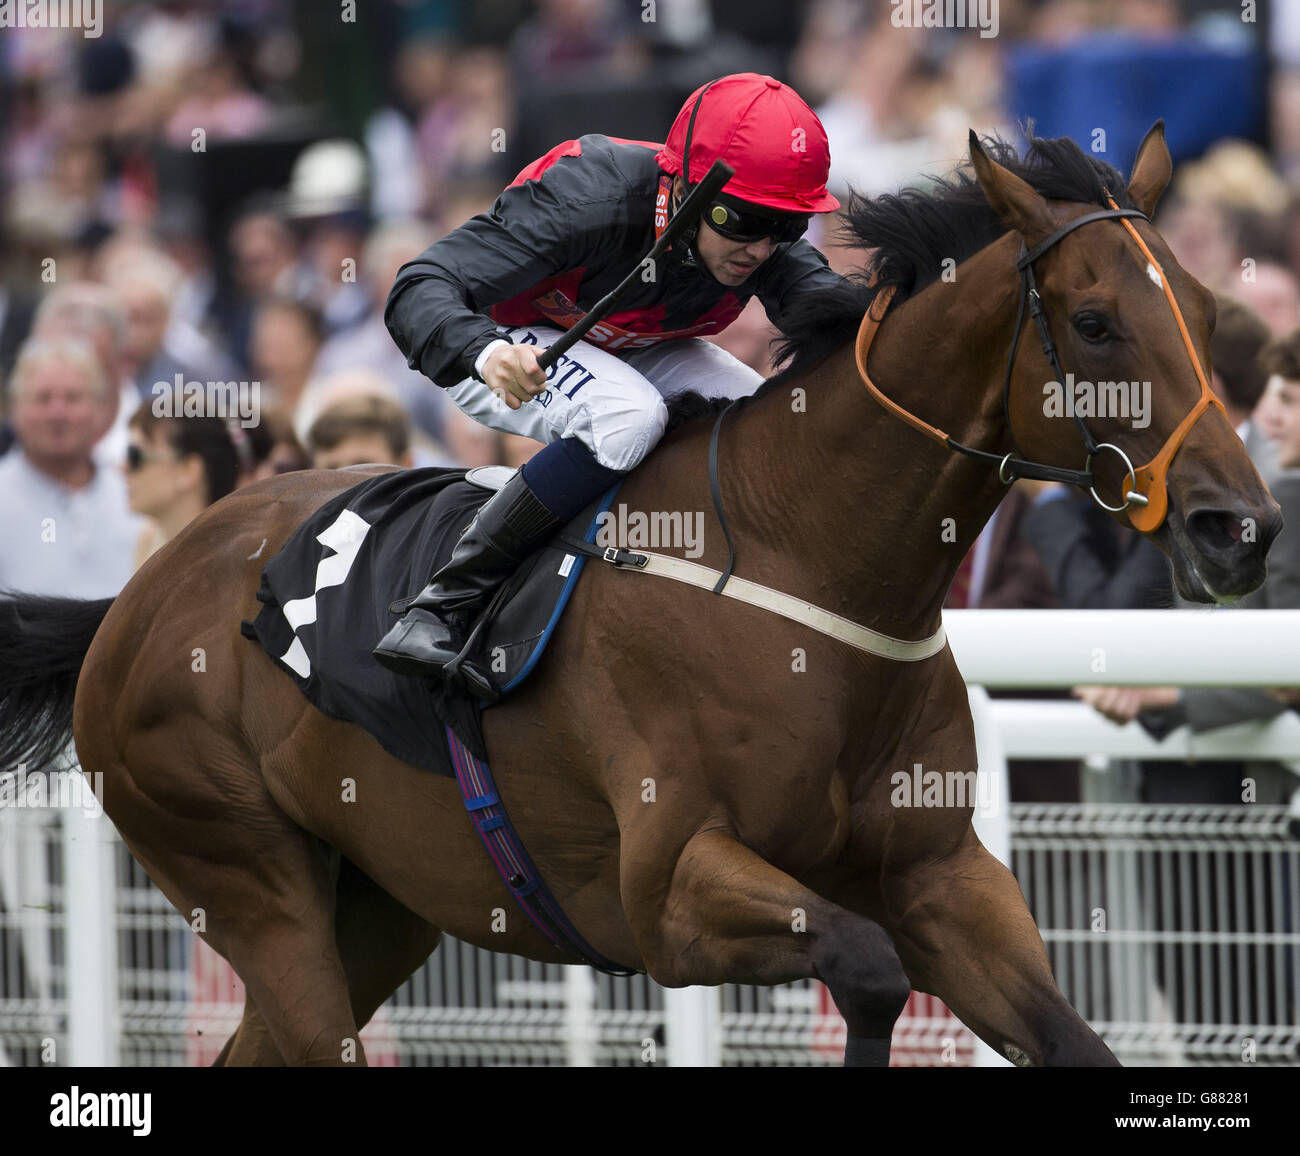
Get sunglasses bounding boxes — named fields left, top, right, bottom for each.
left=702, top=198, right=810, bottom=244
left=125, top=444, right=173, bottom=471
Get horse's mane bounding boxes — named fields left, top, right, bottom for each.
left=665, top=130, right=1138, bottom=430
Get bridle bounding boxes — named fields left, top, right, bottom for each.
left=854, top=191, right=1227, bottom=533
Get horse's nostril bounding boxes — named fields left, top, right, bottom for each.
left=1186, top=509, right=1266, bottom=554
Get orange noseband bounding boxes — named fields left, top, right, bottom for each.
left=855, top=192, right=1225, bottom=533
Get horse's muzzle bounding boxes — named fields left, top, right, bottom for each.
left=1171, top=503, right=1281, bottom=602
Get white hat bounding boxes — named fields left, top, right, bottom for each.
left=285, top=139, right=368, bottom=219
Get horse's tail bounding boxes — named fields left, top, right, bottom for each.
left=0, top=593, right=114, bottom=772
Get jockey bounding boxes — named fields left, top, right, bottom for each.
left=374, top=73, right=846, bottom=684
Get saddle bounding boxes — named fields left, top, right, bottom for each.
left=241, top=466, right=620, bottom=776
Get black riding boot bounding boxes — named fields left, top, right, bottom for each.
left=372, top=472, right=561, bottom=683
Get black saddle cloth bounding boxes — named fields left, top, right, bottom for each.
left=241, top=467, right=615, bottom=777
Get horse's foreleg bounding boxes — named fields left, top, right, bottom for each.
left=883, top=828, right=1119, bottom=1066
left=629, top=829, right=910, bottom=1066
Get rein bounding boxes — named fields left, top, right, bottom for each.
left=853, top=193, right=1226, bottom=532
left=569, top=193, right=1222, bottom=655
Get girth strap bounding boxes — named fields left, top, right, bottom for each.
left=446, top=724, right=641, bottom=976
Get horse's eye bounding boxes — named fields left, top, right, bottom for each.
left=1074, top=314, right=1109, bottom=342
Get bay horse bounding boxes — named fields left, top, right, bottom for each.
left=1, top=126, right=1281, bottom=1066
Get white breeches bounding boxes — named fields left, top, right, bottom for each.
left=443, top=324, right=763, bottom=471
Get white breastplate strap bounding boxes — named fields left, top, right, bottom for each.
left=607, top=550, right=947, bottom=662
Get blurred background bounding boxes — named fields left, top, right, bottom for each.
left=1, top=0, right=1299, bottom=1067
left=0, top=0, right=1289, bottom=480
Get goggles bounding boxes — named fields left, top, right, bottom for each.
left=700, top=195, right=810, bottom=244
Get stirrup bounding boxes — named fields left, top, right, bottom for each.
left=444, top=659, right=499, bottom=703
left=439, top=586, right=512, bottom=702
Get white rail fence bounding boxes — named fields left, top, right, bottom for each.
left=1, top=610, right=1298, bottom=1066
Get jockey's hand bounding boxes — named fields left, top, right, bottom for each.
left=484, top=343, right=548, bottom=409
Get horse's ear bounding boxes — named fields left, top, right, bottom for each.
left=1127, top=120, right=1171, bottom=218
left=968, top=130, right=1054, bottom=246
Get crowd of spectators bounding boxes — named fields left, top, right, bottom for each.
left=0, top=0, right=1298, bottom=1052
left=0, top=0, right=1296, bottom=754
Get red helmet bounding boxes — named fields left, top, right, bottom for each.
left=657, top=73, right=840, bottom=215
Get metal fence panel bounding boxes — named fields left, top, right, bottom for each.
left=2, top=802, right=1296, bottom=1066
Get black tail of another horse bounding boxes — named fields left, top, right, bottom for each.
left=0, top=593, right=114, bottom=772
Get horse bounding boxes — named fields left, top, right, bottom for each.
left=0, top=125, right=1280, bottom=1066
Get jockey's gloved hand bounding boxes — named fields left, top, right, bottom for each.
left=484, top=344, right=548, bottom=410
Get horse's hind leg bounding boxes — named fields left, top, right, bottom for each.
left=626, top=828, right=911, bottom=1066
left=212, top=1000, right=282, bottom=1066
left=882, top=826, right=1119, bottom=1066
left=193, top=838, right=364, bottom=1066
left=126, top=828, right=361, bottom=1065
left=106, top=726, right=367, bottom=1066
left=334, top=855, right=444, bottom=1027
left=213, top=857, right=442, bottom=1066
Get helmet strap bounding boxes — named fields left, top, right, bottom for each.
left=681, top=81, right=717, bottom=187
left=665, top=176, right=701, bottom=268
left=675, top=79, right=721, bottom=270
